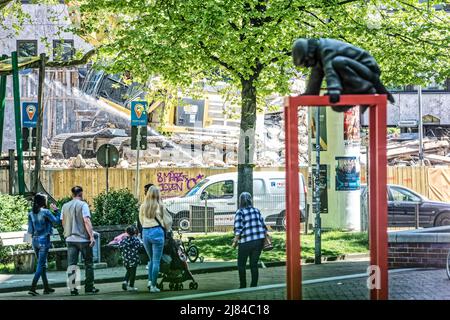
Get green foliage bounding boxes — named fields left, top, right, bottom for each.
left=91, top=189, right=139, bottom=226
left=0, top=194, right=29, bottom=233
left=194, top=231, right=369, bottom=261
left=74, top=0, right=449, bottom=91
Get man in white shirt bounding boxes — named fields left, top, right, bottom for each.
left=61, top=186, right=99, bottom=295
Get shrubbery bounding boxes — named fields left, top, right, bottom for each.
left=92, top=189, right=139, bottom=226
left=0, top=194, right=30, bottom=264
left=0, top=194, right=29, bottom=232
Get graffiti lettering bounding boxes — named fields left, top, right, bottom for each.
left=157, top=171, right=204, bottom=195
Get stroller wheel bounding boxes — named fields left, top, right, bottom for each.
left=157, top=282, right=164, bottom=291
left=179, top=283, right=183, bottom=291
left=189, top=282, right=198, bottom=290
left=169, top=282, right=174, bottom=291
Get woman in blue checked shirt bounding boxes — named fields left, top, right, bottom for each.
left=232, top=192, right=267, bottom=288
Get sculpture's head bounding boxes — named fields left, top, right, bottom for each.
left=292, top=38, right=316, bottom=68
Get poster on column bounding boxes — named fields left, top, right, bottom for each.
left=309, top=164, right=329, bottom=214
left=310, top=107, right=327, bottom=151
left=343, top=107, right=361, bottom=147
left=335, top=156, right=360, bottom=191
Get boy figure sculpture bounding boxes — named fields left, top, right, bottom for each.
left=292, top=38, right=395, bottom=113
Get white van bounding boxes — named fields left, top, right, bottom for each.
left=164, top=171, right=307, bottom=231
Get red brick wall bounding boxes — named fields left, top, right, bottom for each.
left=389, top=242, right=450, bottom=268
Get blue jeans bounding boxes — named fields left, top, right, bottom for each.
left=142, top=227, right=165, bottom=286
left=31, top=235, right=51, bottom=290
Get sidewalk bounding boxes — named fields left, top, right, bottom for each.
left=0, top=261, right=286, bottom=293
left=1, top=258, right=449, bottom=300
left=0, top=258, right=371, bottom=299
left=0, top=257, right=368, bottom=295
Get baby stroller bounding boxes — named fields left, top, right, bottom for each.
left=156, top=231, right=199, bottom=291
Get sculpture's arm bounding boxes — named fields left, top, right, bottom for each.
left=321, top=48, right=342, bottom=92
left=304, top=66, right=324, bottom=95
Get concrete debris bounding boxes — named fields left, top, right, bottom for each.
left=36, top=109, right=310, bottom=169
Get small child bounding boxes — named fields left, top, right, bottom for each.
left=119, top=225, right=143, bottom=291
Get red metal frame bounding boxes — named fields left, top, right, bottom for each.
left=284, top=94, right=388, bottom=300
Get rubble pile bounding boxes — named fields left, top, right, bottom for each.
left=37, top=111, right=309, bottom=169
left=386, top=138, right=450, bottom=165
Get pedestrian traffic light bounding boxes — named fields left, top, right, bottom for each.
left=131, top=125, right=147, bottom=150
left=22, top=127, right=37, bottom=151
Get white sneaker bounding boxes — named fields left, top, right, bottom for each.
left=150, top=286, right=160, bottom=293
left=147, top=281, right=152, bottom=289
left=127, top=286, right=138, bottom=292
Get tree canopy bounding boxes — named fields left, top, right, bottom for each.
left=70, top=0, right=449, bottom=196
left=72, top=0, right=449, bottom=89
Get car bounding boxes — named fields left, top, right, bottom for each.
left=361, top=184, right=450, bottom=228
left=164, top=171, right=307, bottom=231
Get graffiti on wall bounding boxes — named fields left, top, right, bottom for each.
left=157, top=171, right=205, bottom=194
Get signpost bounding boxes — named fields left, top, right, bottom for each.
left=131, top=101, right=148, bottom=199
left=22, top=102, right=38, bottom=186
left=314, top=107, right=322, bottom=264
left=96, top=144, right=119, bottom=193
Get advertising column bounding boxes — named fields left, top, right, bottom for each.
left=310, top=107, right=361, bottom=231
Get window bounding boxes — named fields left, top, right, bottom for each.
left=53, top=40, right=74, bottom=61
left=17, top=40, right=37, bottom=57
left=253, top=179, right=265, bottom=195
left=183, top=179, right=209, bottom=197
left=203, top=180, right=234, bottom=199
left=390, top=187, right=421, bottom=202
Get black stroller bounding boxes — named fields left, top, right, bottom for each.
left=156, top=231, right=199, bottom=291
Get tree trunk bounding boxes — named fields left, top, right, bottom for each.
left=237, top=78, right=257, bottom=205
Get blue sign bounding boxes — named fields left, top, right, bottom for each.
left=335, top=156, right=360, bottom=191
left=131, top=101, right=148, bottom=126
left=22, top=102, right=39, bottom=128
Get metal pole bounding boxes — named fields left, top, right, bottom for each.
left=33, top=53, right=46, bottom=193
left=0, top=55, right=7, bottom=154
left=11, top=51, right=25, bottom=195
left=8, top=149, right=15, bottom=194
left=106, top=144, right=109, bottom=193
left=284, top=97, right=301, bottom=300
left=418, top=85, right=424, bottom=165
left=28, top=127, right=32, bottom=187
left=415, top=202, right=420, bottom=229
left=369, top=96, right=388, bottom=300
left=314, top=107, right=322, bottom=264
left=135, top=126, right=141, bottom=200
left=204, top=197, right=208, bottom=235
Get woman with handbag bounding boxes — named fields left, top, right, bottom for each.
left=233, top=192, right=268, bottom=289
left=139, top=185, right=172, bottom=293
left=27, top=193, right=61, bottom=296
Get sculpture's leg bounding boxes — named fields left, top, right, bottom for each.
left=330, top=56, right=377, bottom=113
left=331, top=56, right=377, bottom=93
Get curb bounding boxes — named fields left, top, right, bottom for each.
left=0, top=254, right=369, bottom=294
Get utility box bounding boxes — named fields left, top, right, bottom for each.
left=189, top=205, right=214, bottom=233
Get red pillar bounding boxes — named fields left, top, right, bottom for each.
left=369, top=98, right=388, bottom=300
left=284, top=97, right=301, bottom=300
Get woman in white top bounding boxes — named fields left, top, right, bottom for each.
left=139, top=186, right=172, bottom=292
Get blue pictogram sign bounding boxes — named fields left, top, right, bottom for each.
left=131, top=101, right=148, bottom=126
left=22, top=102, right=39, bottom=128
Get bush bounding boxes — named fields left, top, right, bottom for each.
left=0, top=194, right=29, bottom=232
left=92, top=189, right=139, bottom=226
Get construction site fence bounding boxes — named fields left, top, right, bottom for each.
left=0, top=166, right=449, bottom=206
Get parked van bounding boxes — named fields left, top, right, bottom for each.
left=164, top=171, right=307, bottom=231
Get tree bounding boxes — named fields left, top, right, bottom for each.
left=72, top=0, right=449, bottom=197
